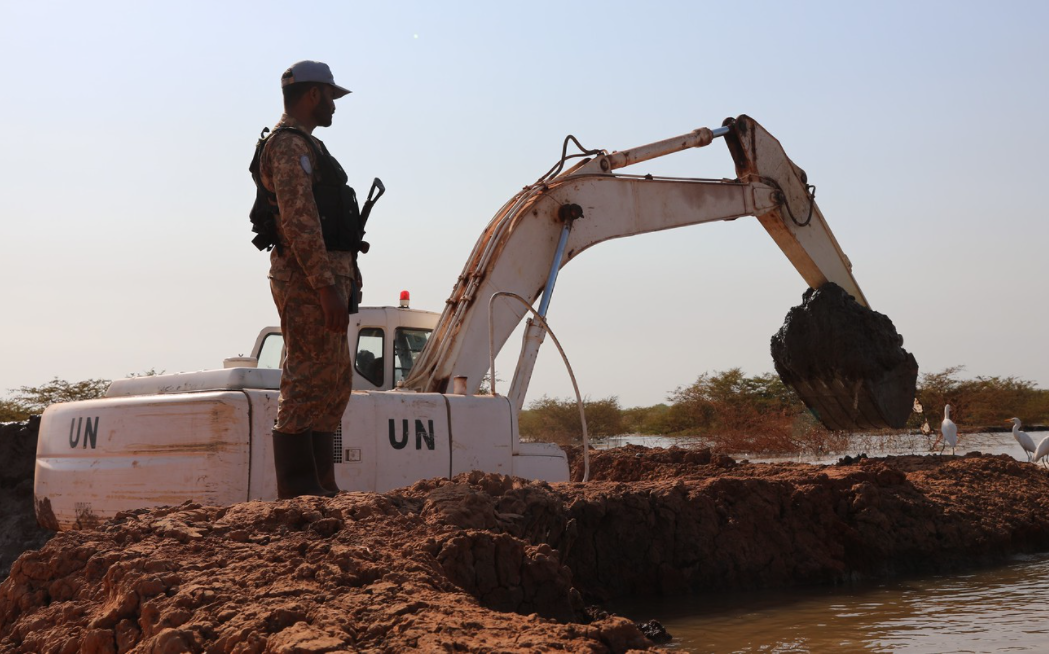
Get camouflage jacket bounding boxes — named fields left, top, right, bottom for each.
left=260, top=114, right=356, bottom=289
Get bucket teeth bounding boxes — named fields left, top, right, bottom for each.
left=792, top=370, right=913, bottom=431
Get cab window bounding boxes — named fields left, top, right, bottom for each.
left=356, top=328, right=384, bottom=387
left=257, top=334, right=284, bottom=369
left=394, top=328, right=432, bottom=384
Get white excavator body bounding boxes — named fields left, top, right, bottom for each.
left=36, top=115, right=898, bottom=530
left=36, top=304, right=566, bottom=531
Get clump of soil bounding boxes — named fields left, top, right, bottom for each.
left=771, top=282, right=919, bottom=431
left=565, top=444, right=732, bottom=483
left=0, top=418, right=53, bottom=579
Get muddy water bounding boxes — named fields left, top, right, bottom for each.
left=598, top=432, right=1049, bottom=652
left=612, top=553, right=1049, bottom=653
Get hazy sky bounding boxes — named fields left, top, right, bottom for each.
left=2, top=1, right=1047, bottom=408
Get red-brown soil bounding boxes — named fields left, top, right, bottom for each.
left=0, top=476, right=654, bottom=653
left=564, top=445, right=1049, bottom=597
left=5, top=436, right=1049, bottom=652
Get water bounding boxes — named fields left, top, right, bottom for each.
left=594, top=431, right=1041, bottom=465
left=610, top=553, right=1049, bottom=653
left=596, top=432, right=1049, bottom=652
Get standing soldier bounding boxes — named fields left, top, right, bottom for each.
left=250, top=61, right=362, bottom=498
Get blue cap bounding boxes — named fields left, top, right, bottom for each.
left=281, top=61, right=351, bottom=98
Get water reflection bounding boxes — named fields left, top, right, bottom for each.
left=610, top=553, right=1049, bottom=653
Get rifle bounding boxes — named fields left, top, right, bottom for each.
left=356, top=178, right=385, bottom=254
left=349, top=178, right=385, bottom=314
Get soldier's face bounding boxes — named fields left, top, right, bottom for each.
left=311, top=86, right=336, bottom=128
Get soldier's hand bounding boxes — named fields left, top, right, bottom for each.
left=318, top=285, right=350, bottom=333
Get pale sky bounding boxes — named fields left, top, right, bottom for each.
left=1, top=1, right=1047, bottom=408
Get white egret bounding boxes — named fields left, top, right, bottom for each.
left=940, top=405, right=958, bottom=455
left=1034, top=435, right=1049, bottom=469
left=1007, top=417, right=1037, bottom=462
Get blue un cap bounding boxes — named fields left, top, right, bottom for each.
left=281, top=61, right=351, bottom=98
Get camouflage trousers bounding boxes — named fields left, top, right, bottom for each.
left=270, top=272, right=354, bottom=434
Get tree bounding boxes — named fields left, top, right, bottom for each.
left=0, top=399, right=32, bottom=422
left=5, top=376, right=111, bottom=416
left=664, top=368, right=829, bottom=453
left=665, top=369, right=801, bottom=433
left=621, top=403, right=672, bottom=435
left=519, top=395, right=623, bottom=445
left=914, top=366, right=1049, bottom=428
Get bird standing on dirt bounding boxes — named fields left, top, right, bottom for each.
left=940, top=405, right=958, bottom=455
left=1007, top=417, right=1036, bottom=462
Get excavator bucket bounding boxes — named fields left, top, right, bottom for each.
left=771, top=283, right=918, bottom=431
left=718, top=115, right=918, bottom=431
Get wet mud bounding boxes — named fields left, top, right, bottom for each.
left=771, top=282, right=919, bottom=431
left=3, top=440, right=1049, bottom=651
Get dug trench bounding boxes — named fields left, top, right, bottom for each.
left=5, top=422, right=1049, bottom=651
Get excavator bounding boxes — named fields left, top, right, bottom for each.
left=34, top=115, right=916, bottom=530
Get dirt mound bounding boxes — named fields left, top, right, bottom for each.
left=0, top=472, right=657, bottom=653
left=0, top=418, right=53, bottom=579
left=563, top=446, right=1049, bottom=599
left=771, top=282, right=919, bottom=431
left=5, top=446, right=1049, bottom=652
left=565, top=444, right=734, bottom=483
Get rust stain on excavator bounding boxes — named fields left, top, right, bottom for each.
left=125, top=403, right=244, bottom=455
left=129, top=442, right=231, bottom=455
left=105, top=493, right=213, bottom=504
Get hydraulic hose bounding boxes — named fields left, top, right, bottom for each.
left=487, top=291, right=589, bottom=482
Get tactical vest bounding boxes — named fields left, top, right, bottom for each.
left=248, top=127, right=363, bottom=255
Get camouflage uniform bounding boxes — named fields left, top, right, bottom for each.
left=260, top=114, right=356, bottom=435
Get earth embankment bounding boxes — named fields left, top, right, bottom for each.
left=4, top=437, right=1049, bottom=652
left=564, top=445, right=1049, bottom=598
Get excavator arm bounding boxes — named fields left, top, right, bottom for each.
left=403, top=115, right=915, bottom=430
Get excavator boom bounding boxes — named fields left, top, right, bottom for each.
left=403, top=115, right=916, bottom=430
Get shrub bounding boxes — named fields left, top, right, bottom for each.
left=5, top=377, right=111, bottom=416
left=914, top=366, right=1049, bottom=429
left=519, top=395, right=623, bottom=446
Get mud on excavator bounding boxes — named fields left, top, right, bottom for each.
left=35, top=115, right=917, bottom=530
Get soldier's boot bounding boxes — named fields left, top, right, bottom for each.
left=312, top=431, right=342, bottom=494
left=271, top=430, right=336, bottom=499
